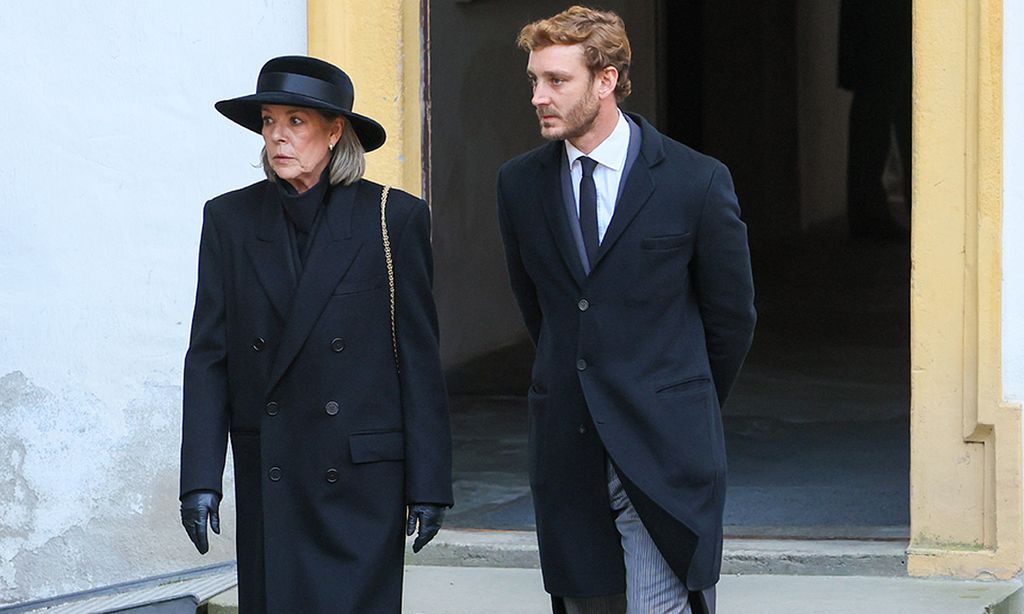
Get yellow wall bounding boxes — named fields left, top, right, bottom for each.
left=909, top=0, right=1022, bottom=578
left=307, top=0, right=424, bottom=196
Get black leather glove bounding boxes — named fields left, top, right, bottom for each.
left=406, top=503, right=446, bottom=553
left=180, top=490, right=221, bottom=554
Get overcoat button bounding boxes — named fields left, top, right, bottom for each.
left=578, top=424, right=587, bottom=434
left=331, top=337, right=345, bottom=352
left=252, top=337, right=266, bottom=351
left=325, top=468, right=339, bottom=483
left=578, top=299, right=590, bottom=311
left=576, top=359, right=588, bottom=371
left=265, top=401, right=280, bottom=416
left=268, top=466, right=282, bottom=482
left=325, top=401, right=340, bottom=416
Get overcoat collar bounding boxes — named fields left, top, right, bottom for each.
left=246, top=180, right=362, bottom=394
left=537, top=112, right=664, bottom=285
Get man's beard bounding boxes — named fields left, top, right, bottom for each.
left=539, top=86, right=600, bottom=142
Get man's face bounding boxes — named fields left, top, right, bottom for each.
left=527, top=44, right=601, bottom=142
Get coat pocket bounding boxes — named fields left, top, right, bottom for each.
left=655, top=375, right=711, bottom=395
left=640, top=232, right=693, bottom=251
left=333, top=279, right=385, bottom=296
left=349, top=430, right=405, bottom=464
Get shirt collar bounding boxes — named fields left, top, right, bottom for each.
left=565, top=110, right=630, bottom=172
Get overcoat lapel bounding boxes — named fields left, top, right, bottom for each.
left=591, top=117, right=663, bottom=271
left=245, top=185, right=297, bottom=320
left=266, top=182, right=362, bottom=394
left=538, top=142, right=586, bottom=288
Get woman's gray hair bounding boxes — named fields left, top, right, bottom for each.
left=261, top=114, right=366, bottom=186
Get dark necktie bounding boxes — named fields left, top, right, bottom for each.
left=578, top=156, right=599, bottom=267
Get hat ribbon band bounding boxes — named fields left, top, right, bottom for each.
left=256, top=72, right=353, bottom=111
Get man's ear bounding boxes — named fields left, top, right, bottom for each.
left=596, top=66, right=619, bottom=100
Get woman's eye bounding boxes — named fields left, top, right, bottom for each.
left=290, top=117, right=303, bottom=125
left=261, top=116, right=272, bottom=125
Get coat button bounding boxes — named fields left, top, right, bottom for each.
left=331, top=337, right=346, bottom=352
left=268, top=466, right=282, bottom=482
left=325, top=401, right=340, bottom=416
left=578, top=424, right=587, bottom=434
left=265, top=401, right=280, bottom=416
left=576, top=359, right=588, bottom=371
left=252, top=337, right=266, bottom=351
left=578, top=298, right=590, bottom=311
left=325, top=468, right=339, bottom=483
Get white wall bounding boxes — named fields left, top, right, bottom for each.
left=0, top=1, right=305, bottom=604
left=1006, top=2, right=1024, bottom=403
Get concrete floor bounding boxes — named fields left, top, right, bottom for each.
left=398, top=568, right=1019, bottom=614
left=446, top=230, right=911, bottom=539
left=207, top=567, right=1021, bottom=614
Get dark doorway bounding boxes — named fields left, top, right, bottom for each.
left=429, top=0, right=911, bottom=540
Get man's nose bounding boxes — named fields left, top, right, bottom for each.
left=531, top=86, right=549, bottom=108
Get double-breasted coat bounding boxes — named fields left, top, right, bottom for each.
left=180, top=177, right=452, bottom=613
left=497, top=114, right=755, bottom=610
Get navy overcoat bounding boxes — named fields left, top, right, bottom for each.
left=180, top=177, right=452, bottom=613
left=497, top=113, right=755, bottom=609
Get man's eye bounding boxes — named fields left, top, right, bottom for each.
left=551, top=79, right=563, bottom=85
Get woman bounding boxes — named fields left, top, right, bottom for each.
left=178, top=56, right=452, bottom=613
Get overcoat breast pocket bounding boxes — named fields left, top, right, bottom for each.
left=640, top=232, right=693, bottom=251
left=333, top=278, right=384, bottom=296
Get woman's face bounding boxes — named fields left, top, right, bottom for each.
left=261, top=104, right=343, bottom=192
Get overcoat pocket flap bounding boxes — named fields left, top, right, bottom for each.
left=349, top=430, right=405, bottom=464
left=641, top=233, right=693, bottom=251
left=333, top=279, right=384, bottom=296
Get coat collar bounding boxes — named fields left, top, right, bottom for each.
left=265, top=181, right=362, bottom=394
left=245, top=180, right=363, bottom=394
left=536, top=140, right=588, bottom=287
left=536, top=112, right=664, bottom=282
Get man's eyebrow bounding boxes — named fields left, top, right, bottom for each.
left=534, top=70, right=573, bottom=79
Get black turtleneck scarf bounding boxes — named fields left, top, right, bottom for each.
left=275, top=167, right=331, bottom=269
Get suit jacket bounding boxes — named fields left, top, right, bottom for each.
left=497, top=113, right=755, bottom=599
left=179, top=178, right=452, bottom=614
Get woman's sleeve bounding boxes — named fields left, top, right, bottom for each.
left=393, top=201, right=454, bottom=506
left=179, top=201, right=231, bottom=499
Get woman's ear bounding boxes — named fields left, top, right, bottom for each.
left=331, top=117, right=345, bottom=146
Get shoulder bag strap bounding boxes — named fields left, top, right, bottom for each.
left=380, top=185, right=399, bottom=372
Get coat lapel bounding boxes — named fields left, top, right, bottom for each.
left=266, top=182, right=362, bottom=394
left=591, top=115, right=664, bottom=271
left=538, top=142, right=586, bottom=287
left=245, top=185, right=297, bottom=320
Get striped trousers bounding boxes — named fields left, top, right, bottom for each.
left=562, top=461, right=706, bottom=614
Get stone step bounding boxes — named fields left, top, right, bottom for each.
left=407, top=530, right=909, bottom=577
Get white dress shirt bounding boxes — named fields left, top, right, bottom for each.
left=565, top=111, right=630, bottom=242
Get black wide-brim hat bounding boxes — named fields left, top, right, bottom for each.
left=215, top=55, right=386, bottom=152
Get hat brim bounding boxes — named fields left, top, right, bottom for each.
left=215, top=92, right=387, bottom=152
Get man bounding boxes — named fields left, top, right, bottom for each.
left=496, top=7, right=755, bottom=614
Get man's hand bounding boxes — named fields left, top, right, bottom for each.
left=180, top=490, right=221, bottom=554
left=406, top=503, right=446, bottom=553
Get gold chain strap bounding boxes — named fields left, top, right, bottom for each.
left=380, top=185, right=399, bottom=372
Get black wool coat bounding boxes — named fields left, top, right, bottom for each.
left=180, top=178, right=452, bottom=614
left=497, top=114, right=755, bottom=604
